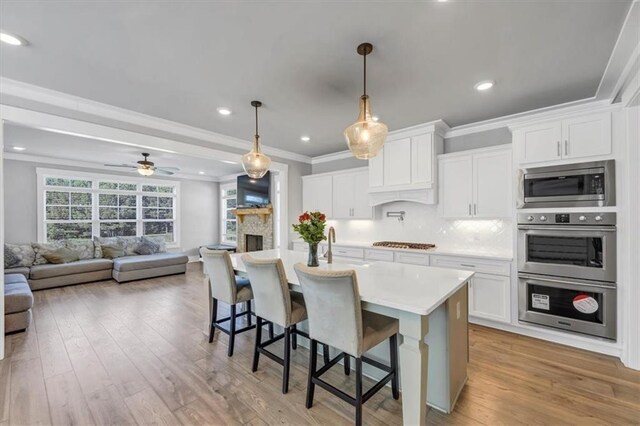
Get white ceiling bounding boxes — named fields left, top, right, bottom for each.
left=0, top=1, right=632, bottom=157
left=3, top=124, right=243, bottom=179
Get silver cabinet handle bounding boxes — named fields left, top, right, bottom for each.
left=557, top=141, right=561, bottom=157
left=468, top=204, right=472, bottom=216
left=564, top=140, right=569, bottom=156
left=461, top=263, right=476, bottom=268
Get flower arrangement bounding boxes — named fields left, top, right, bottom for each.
left=292, top=211, right=327, bottom=244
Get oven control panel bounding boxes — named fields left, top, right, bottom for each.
left=518, top=212, right=616, bottom=225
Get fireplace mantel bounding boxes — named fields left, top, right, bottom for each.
left=233, top=207, right=273, bottom=224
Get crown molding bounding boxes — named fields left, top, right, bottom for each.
left=311, top=150, right=355, bottom=164
left=3, top=152, right=221, bottom=182
left=0, top=77, right=312, bottom=164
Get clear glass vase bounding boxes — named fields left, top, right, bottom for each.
left=307, top=242, right=319, bottom=267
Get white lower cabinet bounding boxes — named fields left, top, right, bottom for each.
left=394, top=252, right=430, bottom=265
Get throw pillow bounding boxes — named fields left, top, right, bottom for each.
left=143, top=235, right=167, bottom=253
left=32, top=241, right=66, bottom=265
left=135, top=237, right=160, bottom=255
left=101, top=244, right=125, bottom=259
left=117, top=236, right=142, bottom=256
left=65, top=239, right=95, bottom=260
left=4, top=243, right=36, bottom=268
left=93, top=236, right=118, bottom=258
left=42, top=247, right=80, bottom=264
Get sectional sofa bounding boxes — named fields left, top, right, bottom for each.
left=4, top=236, right=188, bottom=291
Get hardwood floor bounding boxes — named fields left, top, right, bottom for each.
left=2, top=262, right=639, bottom=425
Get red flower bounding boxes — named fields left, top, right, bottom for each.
left=299, top=212, right=311, bottom=222
left=319, top=214, right=326, bottom=221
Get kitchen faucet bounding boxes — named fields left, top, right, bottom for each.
left=324, top=226, right=336, bottom=264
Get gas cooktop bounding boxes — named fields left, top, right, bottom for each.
left=372, top=241, right=436, bottom=250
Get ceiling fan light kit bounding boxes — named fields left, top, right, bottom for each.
left=137, top=153, right=155, bottom=176
left=104, top=153, right=180, bottom=176
left=241, top=100, right=272, bottom=179
left=344, top=42, right=388, bottom=160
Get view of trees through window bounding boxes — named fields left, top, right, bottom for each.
left=42, top=174, right=177, bottom=242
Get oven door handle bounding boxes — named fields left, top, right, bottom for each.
left=517, top=225, right=616, bottom=232
left=518, top=273, right=616, bottom=288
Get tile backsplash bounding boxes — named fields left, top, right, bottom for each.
left=326, top=201, right=512, bottom=251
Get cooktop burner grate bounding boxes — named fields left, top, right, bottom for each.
left=372, top=241, right=436, bottom=250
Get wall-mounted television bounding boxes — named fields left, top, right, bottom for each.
left=237, top=171, right=271, bottom=208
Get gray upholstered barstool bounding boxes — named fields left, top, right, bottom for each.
left=294, top=263, right=400, bottom=426
left=242, top=255, right=331, bottom=394
left=200, top=248, right=257, bottom=357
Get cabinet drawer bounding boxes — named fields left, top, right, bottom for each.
left=394, top=252, right=430, bottom=265
left=430, top=255, right=511, bottom=276
left=332, top=246, right=364, bottom=259
left=364, top=249, right=394, bottom=262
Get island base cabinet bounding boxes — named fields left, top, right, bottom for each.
left=469, top=273, right=511, bottom=323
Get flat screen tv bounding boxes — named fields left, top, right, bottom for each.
left=237, top=171, right=271, bottom=208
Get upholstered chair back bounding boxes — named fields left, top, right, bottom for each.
left=293, top=263, right=364, bottom=357
left=200, top=248, right=237, bottom=304
left=242, top=255, right=291, bottom=326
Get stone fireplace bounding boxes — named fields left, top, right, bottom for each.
left=236, top=213, right=273, bottom=253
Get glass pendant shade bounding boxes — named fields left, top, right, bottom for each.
left=344, top=95, right=388, bottom=160
left=137, top=166, right=154, bottom=176
left=241, top=135, right=271, bottom=179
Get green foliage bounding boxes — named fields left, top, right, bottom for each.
left=292, top=211, right=327, bottom=244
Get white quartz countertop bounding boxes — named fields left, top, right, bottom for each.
left=292, top=239, right=513, bottom=261
left=231, top=249, right=475, bottom=316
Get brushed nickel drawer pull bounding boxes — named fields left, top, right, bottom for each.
left=460, top=263, right=476, bottom=268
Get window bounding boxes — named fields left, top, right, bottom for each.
left=221, top=182, right=237, bottom=244
left=38, top=169, right=179, bottom=244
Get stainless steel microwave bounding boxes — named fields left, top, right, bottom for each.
left=517, top=160, right=615, bottom=208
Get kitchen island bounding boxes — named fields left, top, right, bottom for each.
left=227, top=249, right=474, bottom=425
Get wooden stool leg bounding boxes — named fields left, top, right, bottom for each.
left=268, top=322, right=274, bottom=339
left=343, top=353, right=350, bottom=376
left=252, top=316, right=262, bottom=372
left=291, top=324, right=297, bottom=350
left=228, top=304, right=236, bottom=357
left=306, top=339, right=317, bottom=408
left=245, top=300, right=252, bottom=326
left=322, top=344, right=330, bottom=365
left=355, top=358, right=363, bottom=426
left=208, top=298, right=218, bottom=343
left=283, top=327, right=291, bottom=394
left=390, top=334, right=399, bottom=399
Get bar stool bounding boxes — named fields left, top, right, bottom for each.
left=242, top=255, right=331, bottom=394
left=200, top=248, right=257, bottom=357
left=293, top=263, right=399, bottom=426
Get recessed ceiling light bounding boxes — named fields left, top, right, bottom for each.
left=198, top=171, right=205, bottom=175
left=0, top=32, right=28, bottom=46
left=12, top=146, right=26, bottom=151
left=300, top=136, right=311, bottom=142
left=221, top=160, right=237, bottom=165
left=371, top=115, right=380, bottom=122
left=437, top=0, right=448, bottom=2
left=216, top=107, right=232, bottom=116
left=474, top=80, right=495, bottom=91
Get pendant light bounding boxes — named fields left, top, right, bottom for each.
left=344, top=42, right=388, bottom=160
left=241, top=100, right=271, bottom=178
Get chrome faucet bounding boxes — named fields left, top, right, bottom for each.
left=325, top=226, right=336, bottom=264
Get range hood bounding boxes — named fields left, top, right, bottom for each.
left=369, top=185, right=436, bottom=206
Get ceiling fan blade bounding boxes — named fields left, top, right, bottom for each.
left=104, top=164, right=137, bottom=168
left=153, top=169, right=175, bottom=176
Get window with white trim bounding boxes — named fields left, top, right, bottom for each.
left=220, top=182, right=237, bottom=244
left=39, top=170, right=179, bottom=244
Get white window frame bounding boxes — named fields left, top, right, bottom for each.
left=36, top=168, right=181, bottom=247
left=220, top=181, right=237, bottom=245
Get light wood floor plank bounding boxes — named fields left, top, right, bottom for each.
left=124, top=388, right=180, bottom=426
left=9, top=357, right=51, bottom=425
left=85, top=385, right=138, bottom=426
left=45, top=370, right=95, bottom=425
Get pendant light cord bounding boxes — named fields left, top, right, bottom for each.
left=254, top=103, right=259, bottom=138
left=363, top=52, right=367, bottom=97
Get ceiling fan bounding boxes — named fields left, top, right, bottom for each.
left=104, top=153, right=180, bottom=176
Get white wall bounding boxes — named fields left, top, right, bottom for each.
left=3, top=159, right=219, bottom=256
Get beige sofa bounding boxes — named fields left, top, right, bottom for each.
left=4, top=237, right=188, bottom=291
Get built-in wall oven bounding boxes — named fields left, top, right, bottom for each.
left=518, top=160, right=615, bottom=209
left=517, top=212, right=617, bottom=340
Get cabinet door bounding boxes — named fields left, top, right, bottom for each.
left=562, top=113, right=611, bottom=159
left=302, top=176, right=333, bottom=217
left=369, top=152, right=384, bottom=188
left=383, top=138, right=412, bottom=186
left=331, top=173, right=354, bottom=219
left=411, top=133, right=434, bottom=185
left=469, top=273, right=510, bottom=323
left=439, top=156, right=473, bottom=218
left=473, top=150, right=512, bottom=218
left=516, top=121, right=562, bottom=164
left=352, top=171, right=372, bottom=219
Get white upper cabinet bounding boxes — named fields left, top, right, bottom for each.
left=383, top=137, right=412, bottom=186
left=411, top=132, right=434, bottom=185
left=515, top=112, right=611, bottom=165
left=302, top=174, right=332, bottom=217
left=368, top=152, right=384, bottom=187
left=439, top=146, right=512, bottom=219
left=302, top=168, right=371, bottom=220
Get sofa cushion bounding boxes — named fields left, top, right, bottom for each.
left=143, top=236, right=167, bottom=253
left=5, top=281, right=33, bottom=314
left=42, top=247, right=80, bottom=264
left=5, top=273, right=28, bottom=285
left=135, top=237, right=160, bottom=255
left=118, top=236, right=142, bottom=256
left=32, top=241, right=66, bottom=265
left=101, top=244, right=126, bottom=259
left=94, top=236, right=119, bottom=258
left=4, top=243, right=35, bottom=268
left=65, top=239, right=95, bottom=260
left=4, top=267, right=30, bottom=279
left=113, top=253, right=188, bottom=272
left=30, top=258, right=113, bottom=280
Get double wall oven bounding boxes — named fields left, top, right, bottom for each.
left=517, top=161, right=617, bottom=340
